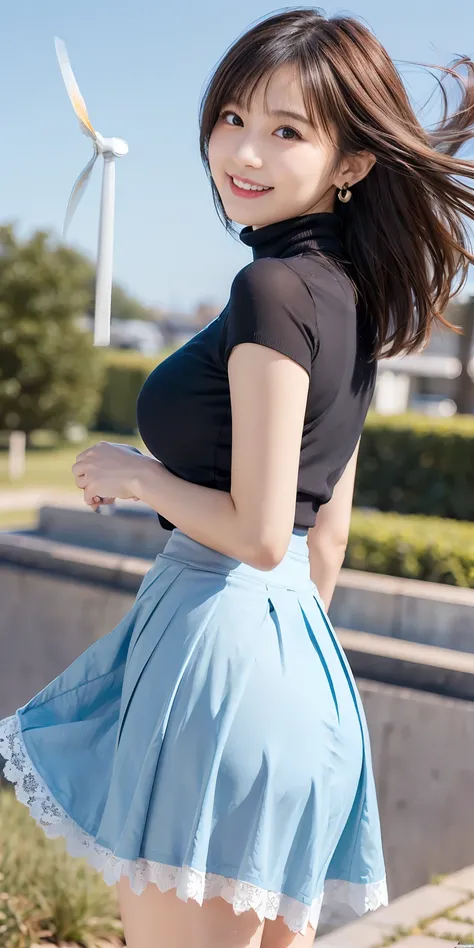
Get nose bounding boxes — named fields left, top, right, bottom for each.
left=233, top=136, right=264, bottom=168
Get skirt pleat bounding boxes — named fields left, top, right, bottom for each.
left=0, top=527, right=388, bottom=935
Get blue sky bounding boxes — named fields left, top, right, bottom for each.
left=1, top=1, right=473, bottom=313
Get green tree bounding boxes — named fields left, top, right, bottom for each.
left=110, top=282, right=156, bottom=322
left=83, top=265, right=155, bottom=322
left=0, top=224, right=105, bottom=438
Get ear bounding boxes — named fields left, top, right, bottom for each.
left=336, top=150, right=377, bottom=188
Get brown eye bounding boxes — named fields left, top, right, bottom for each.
left=275, top=126, right=302, bottom=141
left=218, top=110, right=302, bottom=141
left=220, top=110, right=242, bottom=126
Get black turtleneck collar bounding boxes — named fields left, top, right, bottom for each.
left=239, top=211, right=347, bottom=263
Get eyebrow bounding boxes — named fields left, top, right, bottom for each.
left=229, top=101, right=312, bottom=127
left=265, top=108, right=312, bottom=126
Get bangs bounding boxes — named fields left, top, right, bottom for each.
left=214, top=51, right=339, bottom=150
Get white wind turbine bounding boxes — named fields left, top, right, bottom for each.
left=54, top=36, right=128, bottom=346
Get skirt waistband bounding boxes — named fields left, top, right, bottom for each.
left=159, top=527, right=315, bottom=592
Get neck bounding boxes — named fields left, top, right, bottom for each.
left=239, top=211, right=347, bottom=263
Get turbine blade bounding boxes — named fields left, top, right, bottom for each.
left=63, top=147, right=98, bottom=236
left=54, top=36, right=96, bottom=139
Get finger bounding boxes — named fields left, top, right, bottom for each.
left=72, top=462, right=88, bottom=479
left=75, top=445, right=96, bottom=464
left=84, top=485, right=101, bottom=506
left=84, top=493, right=99, bottom=511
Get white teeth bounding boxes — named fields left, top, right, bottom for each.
left=232, top=177, right=270, bottom=192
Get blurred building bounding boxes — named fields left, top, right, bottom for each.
left=75, top=301, right=221, bottom=355
left=375, top=295, right=474, bottom=415
left=76, top=314, right=165, bottom=354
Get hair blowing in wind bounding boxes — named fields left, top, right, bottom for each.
left=199, top=7, right=474, bottom=358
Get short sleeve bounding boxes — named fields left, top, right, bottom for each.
left=222, top=258, right=318, bottom=377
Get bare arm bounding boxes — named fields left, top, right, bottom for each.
left=133, top=343, right=310, bottom=570
left=307, top=438, right=360, bottom=611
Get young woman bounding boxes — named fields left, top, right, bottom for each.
left=1, top=8, right=473, bottom=947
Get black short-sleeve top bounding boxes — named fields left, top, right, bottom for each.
left=136, top=212, right=377, bottom=531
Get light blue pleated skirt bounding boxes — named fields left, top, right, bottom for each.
left=0, top=526, right=387, bottom=936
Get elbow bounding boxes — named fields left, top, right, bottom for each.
left=311, top=534, right=348, bottom=565
left=245, top=534, right=288, bottom=571
left=249, top=531, right=349, bottom=572
left=311, top=522, right=350, bottom=553
left=252, top=545, right=283, bottom=571
left=329, top=534, right=350, bottom=554
left=308, top=524, right=349, bottom=556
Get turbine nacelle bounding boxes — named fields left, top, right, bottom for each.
left=95, top=133, right=129, bottom=159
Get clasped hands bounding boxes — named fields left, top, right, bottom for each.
left=71, top=441, right=149, bottom=512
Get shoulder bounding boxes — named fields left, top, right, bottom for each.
left=289, top=254, right=357, bottom=308
left=223, top=258, right=319, bottom=376
left=231, top=254, right=355, bottom=311
left=228, top=257, right=316, bottom=334
left=222, top=254, right=358, bottom=376
left=230, top=256, right=311, bottom=296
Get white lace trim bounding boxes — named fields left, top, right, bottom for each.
left=0, top=712, right=388, bottom=936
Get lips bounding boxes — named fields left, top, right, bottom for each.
left=231, top=174, right=271, bottom=188
left=227, top=173, right=274, bottom=199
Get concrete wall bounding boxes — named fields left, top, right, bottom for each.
left=360, top=677, right=474, bottom=901
left=330, top=568, right=474, bottom=653
left=0, top=561, right=136, bottom=718
left=37, top=503, right=170, bottom=559
left=0, top=533, right=142, bottom=717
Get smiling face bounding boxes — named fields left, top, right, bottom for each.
left=208, top=64, right=342, bottom=229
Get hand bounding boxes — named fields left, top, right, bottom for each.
left=71, top=441, right=149, bottom=511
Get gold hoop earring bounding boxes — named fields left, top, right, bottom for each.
left=337, top=181, right=352, bottom=203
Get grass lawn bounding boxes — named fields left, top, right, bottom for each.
left=0, top=431, right=146, bottom=492
left=0, top=508, right=38, bottom=530
left=0, top=786, right=124, bottom=947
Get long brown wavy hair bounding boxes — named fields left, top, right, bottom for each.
left=198, top=7, right=474, bottom=358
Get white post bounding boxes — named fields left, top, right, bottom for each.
left=94, top=154, right=115, bottom=346
left=8, top=430, right=26, bottom=480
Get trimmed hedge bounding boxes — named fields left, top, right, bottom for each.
left=346, top=509, right=474, bottom=587
left=92, top=349, right=166, bottom=434
left=356, top=412, right=474, bottom=522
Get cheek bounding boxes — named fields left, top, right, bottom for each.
left=208, top=129, right=226, bottom=176
left=283, top=147, right=328, bottom=189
